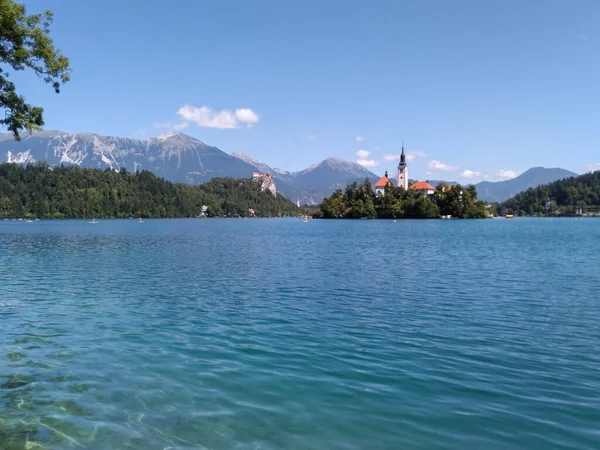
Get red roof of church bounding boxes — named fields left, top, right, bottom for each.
left=410, top=181, right=436, bottom=191
left=375, top=175, right=392, bottom=187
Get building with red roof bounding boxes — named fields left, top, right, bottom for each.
left=409, top=181, right=436, bottom=197
left=375, top=171, right=392, bottom=195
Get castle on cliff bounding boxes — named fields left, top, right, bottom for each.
left=252, top=172, right=277, bottom=196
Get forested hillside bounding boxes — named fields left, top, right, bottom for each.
left=499, top=171, right=600, bottom=216
left=0, top=163, right=299, bottom=218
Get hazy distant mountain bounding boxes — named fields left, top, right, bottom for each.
left=229, top=154, right=379, bottom=204
left=230, top=152, right=291, bottom=178
left=475, top=167, right=578, bottom=202
left=427, top=180, right=458, bottom=187
left=291, top=157, right=378, bottom=190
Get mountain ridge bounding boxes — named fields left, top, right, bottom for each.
left=0, top=131, right=378, bottom=204
left=475, top=167, right=578, bottom=202
left=0, top=131, right=578, bottom=204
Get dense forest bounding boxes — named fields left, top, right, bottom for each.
left=498, top=171, right=600, bottom=216
left=0, top=163, right=300, bottom=218
left=316, top=180, right=487, bottom=219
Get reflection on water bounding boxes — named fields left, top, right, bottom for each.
left=1, top=218, right=600, bottom=449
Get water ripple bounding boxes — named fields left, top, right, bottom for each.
left=1, top=218, right=600, bottom=449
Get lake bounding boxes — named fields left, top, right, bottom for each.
left=1, top=218, right=600, bottom=449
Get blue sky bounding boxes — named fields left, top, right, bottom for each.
left=14, top=0, right=600, bottom=180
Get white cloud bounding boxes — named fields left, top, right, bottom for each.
left=587, top=163, right=600, bottom=173
left=152, top=121, right=172, bottom=129
left=356, top=135, right=364, bottom=142
left=427, top=160, right=459, bottom=171
left=356, top=149, right=371, bottom=159
left=133, top=128, right=147, bottom=136
left=177, top=105, right=260, bottom=129
left=406, top=151, right=427, bottom=162
left=382, top=151, right=427, bottom=162
left=151, top=121, right=188, bottom=132
left=459, top=169, right=484, bottom=179
left=357, top=159, right=380, bottom=168
left=496, top=169, right=518, bottom=179
left=235, top=108, right=259, bottom=125
left=425, top=170, right=433, bottom=176
left=301, top=134, right=316, bottom=141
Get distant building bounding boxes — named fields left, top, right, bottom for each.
left=375, top=171, right=393, bottom=195
left=248, top=208, right=255, bottom=217
left=252, top=172, right=277, bottom=196
left=396, top=144, right=408, bottom=190
left=409, top=181, right=436, bottom=197
left=201, top=205, right=208, bottom=216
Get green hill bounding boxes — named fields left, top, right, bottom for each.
left=499, top=171, right=600, bottom=216
left=475, top=167, right=577, bottom=202
left=0, top=163, right=299, bottom=219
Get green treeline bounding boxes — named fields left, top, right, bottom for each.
left=0, top=163, right=299, bottom=218
left=498, top=171, right=600, bottom=216
left=317, top=180, right=487, bottom=219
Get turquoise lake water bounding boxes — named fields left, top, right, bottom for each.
left=1, top=218, right=600, bottom=449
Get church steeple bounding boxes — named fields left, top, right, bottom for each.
left=398, top=142, right=407, bottom=169
left=396, top=141, right=408, bottom=190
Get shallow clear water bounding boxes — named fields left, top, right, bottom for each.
left=1, top=218, right=600, bottom=449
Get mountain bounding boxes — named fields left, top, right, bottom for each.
left=228, top=155, right=379, bottom=204
left=475, top=167, right=578, bottom=202
left=230, top=152, right=291, bottom=178
left=11, top=130, right=573, bottom=205
left=0, top=131, right=259, bottom=184
left=499, top=170, right=600, bottom=216
left=291, top=157, right=378, bottom=191
left=428, top=180, right=458, bottom=187
left=0, top=131, right=376, bottom=205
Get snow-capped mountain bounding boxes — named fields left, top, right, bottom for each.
left=0, top=130, right=380, bottom=204
left=0, top=131, right=258, bottom=184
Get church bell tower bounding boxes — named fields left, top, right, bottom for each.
left=397, top=143, right=408, bottom=190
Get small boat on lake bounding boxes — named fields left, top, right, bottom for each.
left=90, top=218, right=99, bottom=224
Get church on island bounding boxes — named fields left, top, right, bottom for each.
left=374, top=144, right=436, bottom=196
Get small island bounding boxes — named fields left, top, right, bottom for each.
left=315, top=148, right=487, bottom=219
left=315, top=177, right=487, bottom=219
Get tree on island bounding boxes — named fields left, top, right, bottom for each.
left=0, top=0, right=70, bottom=140
left=319, top=179, right=487, bottom=219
